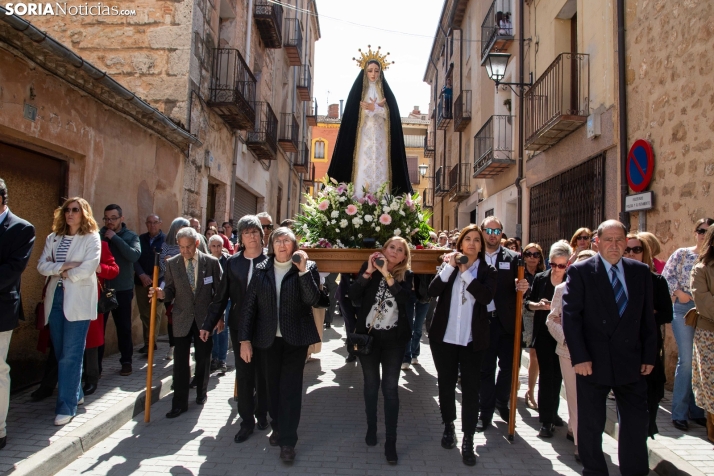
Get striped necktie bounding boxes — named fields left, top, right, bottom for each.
left=610, top=266, right=627, bottom=317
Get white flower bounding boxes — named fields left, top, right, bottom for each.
left=358, top=234, right=363, bottom=238
left=340, top=219, right=348, bottom=228
left=339, top=196, right=347, bottom=202
left=418, top=213, right=424, bottom=220
left=405, top=227, right=410, bottom=233
left=331, top=210, right=339, bottom=218
left=375, top=226, right=380, bottom=232
left=399, top=210, right=405, bottom=216
left=383, top=205, right=391, bottom=212
left=394, top=228, right=402, bottom=236
left=364, top=214, right=373, bottom=222
left=331, top=219, right=336, bottom=225
left=302, top=224, right=309, bottom=231
left=352, top=217, right=362, bottom=226
left=335, top=228, right=340, bottom=232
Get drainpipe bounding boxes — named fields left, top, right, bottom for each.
left=246, top=0, right=253, bottom=63
left=617, top=0, right=630, bottom=230
left=515, top=0, right=525, bottom=238
left=229, top=135, right=240, bottom=222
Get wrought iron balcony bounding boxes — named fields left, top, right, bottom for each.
left=207, top=48, right=256, bottom=130
left=294, top=141, right=309, bottom=173
left=254, top=0, right=283, bottom=49
left=403, top=135, right=426, bottom=148
left=480, top=0, right=514, bottom=63
left=454, top=90, right=472, bottom=132
left=524, top=53, right=590, bottom=151
left=448, top=163, right=470, bottom=202
left=297, top=65, right=311, bottom=102
left=303, top=163, right=316, bottom=185
left=278, top=113, right=299, bottom=153
left=422, top=187, right=434, bottom=208
left=434, top=166, right=448, bottom=197
left=306, top=99, right=318, bottom=127
left=284, top=18, right=303, bottom=66
left=473, top=115, right=515, bottom=178
left=424, top=133, right=435, bottom=158
left=437, top=92, right=453, bottom=130
left=246, top=102, right=278, bottom=160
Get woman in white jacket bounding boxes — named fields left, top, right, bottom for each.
left=37, top=198, right=101, bottom=426
left=546, top=249, right=597, bottom=463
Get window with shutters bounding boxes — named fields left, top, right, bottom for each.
left=407, top=156, right=420, bottom=184
left=314, top=140, right=325, bottom=159
left=233, top=183, right=258, bottom=224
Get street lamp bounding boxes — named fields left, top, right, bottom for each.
left=484, top=51, right=532, bottom=94
left=418, top=163, right=429, bottom=178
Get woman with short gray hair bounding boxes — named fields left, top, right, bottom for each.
left=525, top=240, right=573, bottom=438
left=158, top=217, right=190, bottom=360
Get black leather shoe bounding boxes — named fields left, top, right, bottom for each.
left=269, top=431, right=280, bottom=446
left=693, top=417, right=708, bottom=427
left=256, top=416, right=269, bottom=430
left=138, top=345, right=149, bottom=355
left=83, top=383, right=97, bottom=396
left=538, top=425, right=554, bottom=438
left=325, top=322, right=331, bottom=329
left=345, top=354, right=357, bottom=363
left=120, top=364, right=132, bottom=376
left=189, top=377, right=197, bottom=389
left=461, top=433, right=477, bottom=466
left=496, top=404, right=510, bottom=423
left=280, top=446, right=295, bottom=463
left=166, top=408, right=187, bottom=419
left=385, top=439, right=398, bottom=464
left=673, top=420, right=689, bottom=431
left=566, top=431, right=574, bottom=442
left=365, top=426, right=377, bottom=446
left=553, top=415, right=565, bottom=427
left=0, top=436, right=6, bottom=450
left=234, top=427, right=253, bottom=443
left=196, top=395, right=207, bottom=405
left=441, top=422, right=456, bottom=449
left=475, top=419, right=491, bottom=432
left=30, top=386, right=53, bottom=402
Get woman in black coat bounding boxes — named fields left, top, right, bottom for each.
left=428, top=224, right=497, bottom=466
left=350, top=236, right=413, bottom=465
left=238, top=227, right=321, bottom=463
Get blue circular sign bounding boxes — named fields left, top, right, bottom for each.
left=627, top=140, right=654, bottom=193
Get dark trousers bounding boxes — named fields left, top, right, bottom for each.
left=337, top=277, right=357, bottom=335
left=230, top=329, right=267, bottom=429
left=358, top=328, right=403, bottom=439
left=173, top=321, right=212, bottom=410
left=479, top=316, right=514, bottom=422
left=431, top=341, right=483, bottom=434
left=259, top=337, right=308, bottom=448
left=577, top=376, right=650, bottom=476
left=324, top=273, right=340, bottom=324
left=84, top=347, right=99, bottom=385
left=99, top=289, right=134, bottom=368
left=534, top=330, right=562, bottom=424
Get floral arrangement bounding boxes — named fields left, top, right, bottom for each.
left=295, top=179, right=433, bottom=249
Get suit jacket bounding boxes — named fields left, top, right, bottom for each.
left=162, top=250, right=222, bottom=338
left=0, top=210, right=35, bottom=331
left=133, top=230, right=165, bottom=285
left=489, top=246, right=521, bottom=334
left=562, top=255, right=656, bottom=386
left=239, top=258, right=321, bottom=348
left=427, top=260, right=497, bottom=352
left=202, top=251, right=268, bottom=333
left=527, top=269, right=558, bottom=347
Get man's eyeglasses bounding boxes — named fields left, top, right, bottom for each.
left=63, top=206, right=81, bottom=214
left=624, top=246, right=644, bottom=254
left=262, top=224, right=274, bottom=231
left=484, top=228, right=502, bottom=236
left=102, top=216, right=120, bottom=222
left=146, top=221, right=160, bottom=226
left=696, top=228, right=708, bottom=235
left=523, top=251, right=541, bottom=259
left=576, top=235, right=591, bottom=241
left=551, top=263, right=568, bottom=270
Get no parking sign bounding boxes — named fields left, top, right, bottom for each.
left=626, top=139, right=654, bottom=193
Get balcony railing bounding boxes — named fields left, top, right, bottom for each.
left=306, top=99, right=318, bottom=126
left=473, top=115, right=515, bottom=178
left=424, top=133, right=435, bottom=158
left=448, top=163, right=470, bottom=202
left=207, top=48, right=256, bottom=130
left=278, top=113, right=299, bottom=153
left=403, top=135, right=426, bottom=148
left=422, top=187, right=434, bottom=208
left=435, top=166, right=448, bottom=197
left=454, top=90, right=472, bottom=132
left=284, top=18, right=303, bottom=66
left=304, top=163, right=316, bottom=185
left=481, top=0, right=514, bottom=63
left=247, top=102, right=278, bottom=160
left=254, top=0, right=283, bottom=49
left=297, top=65, right=311, bottom=102
left=294, top=141, right=309, bottom=173
left=524, top=53, right=590, bottom=151
left=437, top=92, right=453, bottom=130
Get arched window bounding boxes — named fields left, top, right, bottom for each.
left=314, top=140, right=325, bottom=159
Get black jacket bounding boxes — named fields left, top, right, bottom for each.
left=133, top=230, right=165, bottom=284
left=238, top=258, right=321, bottom=349
left=202, top=251, right=268, bottom=333
left=647, top=272, right=673, bottom=384
left=526, top=269, right=559, bottom=347
left=427, top=260, right=497, bottom=352
left=487, top=247, right=521, bottom=334
left=349, top=262, right=413, bottom=343
left=0, top=210, right=35, bottom=331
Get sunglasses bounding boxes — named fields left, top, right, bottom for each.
left=262, top=224, right=274, bottom=231
left=576, top=235, right=591, bottom=241
left=624, top=246, right=644, bottom=254
left=484, top=228, right=502, bottom=236
left=523, top=251, right=541, bottom=259
left=63, top=206, right=81, bottom=214
left=551, top=263, right=568, bottom=270
left=696, top=228, right=708, bottom=235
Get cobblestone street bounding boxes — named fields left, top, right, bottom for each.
left=55, top=320, right=624, bottom=476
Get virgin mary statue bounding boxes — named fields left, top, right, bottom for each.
left=327, top=49, right=412, bottom=196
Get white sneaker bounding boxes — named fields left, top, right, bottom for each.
left=411, top=358, right=419, bottom=365
left=54, top=414, right=73, bottom=426
left=78, top=397, right=84, bottom=405
left=400, top=362, right=410, bottom=370
left=165, top=347, right=174, bottom=360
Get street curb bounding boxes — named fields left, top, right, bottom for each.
left=519, top=351, right=703, bottom=476
left=8, top=368, right=178, bottom=476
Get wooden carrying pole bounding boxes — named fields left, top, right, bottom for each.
left=144, top=253, right=160, bottom=422
left=508, top=259, right=525, bottom=441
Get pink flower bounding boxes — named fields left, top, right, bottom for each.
left=336, top=183, right=347, bottom=194
left=379, top=214, right=392, bottom=225
left=346, top=204, right=358, bottom=216
left=352, top=195, right=365, bottom=204
left=365, top=194, right=377, bottom=205
left=318, top=201, right=329, bottom=211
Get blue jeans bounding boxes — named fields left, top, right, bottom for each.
left=671, top=300, right=705, bottom=421
left=404, top=299, right=429, bottom=362
left=211, top=300, right=230, bottom=362
left=49, top=285, right=90, bottom=417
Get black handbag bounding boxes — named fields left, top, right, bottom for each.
left=97, top=283, right=118, bottom=314
left=315, top=288, right=331, bottom=309
left=346, top=331, right=373, bottom=356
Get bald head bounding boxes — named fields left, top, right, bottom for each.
left=145, top=214, right=162, bottom=237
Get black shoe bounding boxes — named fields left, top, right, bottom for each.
left=673, top=420, right=689, bottom=431
left=496, top=404, right=510, bottom=424
left=256, top=416, right=269, bottom=430
left=345, top=354, right=357, bottom=363
left=0, top=436, right=5, bottom=450
left=538, top=425, right=554, bottom=438
left=30, top=386, right=53, bottom=402
left=120, top=364, right=132, bottom=376
left=138, top=345, right=149, bottom=355
left=217, top=361, right=227, bottom=373
left=441, top=422, right=456, bottom=449
left=280, top=446, right=295, bottom=463
left=83, top=383, right=97, bottom=396
left=575, top=448, right=581, bottom=463
left=325, top=322, right=331, bottom=329
left=475, top=419, right=491, bottom=432
left=461, top=433, right=477, bottom=466
left=566, top=431, right=574, bottom=442
left=365, top=426, right=377, bottom=446
left=189, top=377, right=197, bottom=389
left=384, top=439, right=398, bottom=464
left=209, top=360, right=218, bottom=372
left=196, top=395, right=207, bottom=405
left=553, top=415, right=565, bottom=427
left=234, top=427, right=253, bottom=443
left=693, top=417, right=708, bottom=427
left=166, top=408, right=187, bottom=418
left=269, top=431, right=280, bottom=446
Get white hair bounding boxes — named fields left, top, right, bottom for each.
left=549, top=240, right=573, bottom=262
left=176, top=226, right=199, bottom=242
left=208, top=234, right=223, bottom=246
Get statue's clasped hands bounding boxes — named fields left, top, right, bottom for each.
left=360, top=97, right=386, bottom=111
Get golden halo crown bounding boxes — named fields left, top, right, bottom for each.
left=353, top=45, right=395, bottom=70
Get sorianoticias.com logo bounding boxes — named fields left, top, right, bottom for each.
left=3, top=2, right=137, bottom=15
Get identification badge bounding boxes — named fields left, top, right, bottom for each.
left=499, top=262, right=511, bottom=270
left=204, top=276, right=213, bottom=284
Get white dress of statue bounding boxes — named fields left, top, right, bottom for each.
left=353, top=80, right=389, bottom=195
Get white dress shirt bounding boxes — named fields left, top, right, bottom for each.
left=439, top=260, right=480, bottom=346
left=0, top=207, right=9, bottom=226
left=484, top=248, right=501, bottom=312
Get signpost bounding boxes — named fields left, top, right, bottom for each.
left=625, top=191, right=654, bottom=212
left=626, top=140, right=655, bottom=231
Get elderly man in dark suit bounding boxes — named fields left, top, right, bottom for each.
left=0, top=178, right=35, bottom=449
left=150, top=226, right=222, bottom=418
left=563, top=219, right=656, bottom=476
